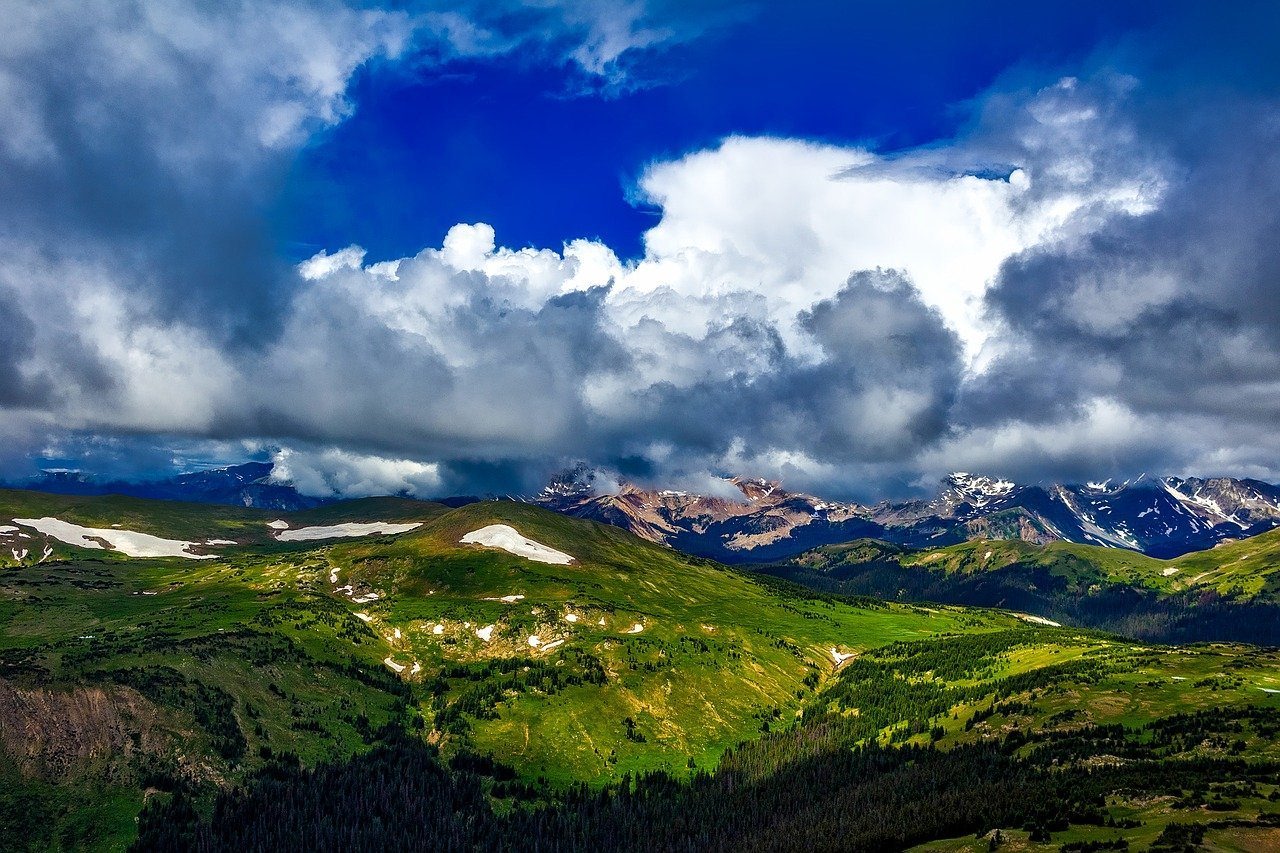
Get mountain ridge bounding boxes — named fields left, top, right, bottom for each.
left=533, top=467, right=1280, bottom=562
left=8, top=460, right=1280, bottom=562
left=3, top=461, right=323, bottom=511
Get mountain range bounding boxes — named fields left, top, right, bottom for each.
left=4, top=461, right=322, bottom=511
left=11, top=461, right=1280, bottom=562
left=534, top=467, right=1280, bottom=561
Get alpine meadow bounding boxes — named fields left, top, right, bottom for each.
left=5, top=2, right=1280, bottom=852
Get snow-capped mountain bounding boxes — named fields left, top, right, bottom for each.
left=878, top=473, right=1280, bottom=556
left=534, top=468, right=1280, bottom=562
left=9, top=459, right=1280, bottom=560
left=533, top=465, right=881, bottom=563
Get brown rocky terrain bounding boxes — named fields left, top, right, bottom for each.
left=0, top=679, right=171, bottom=779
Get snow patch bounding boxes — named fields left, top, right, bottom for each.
left=541, top=639, right=565, bottom=652
left=267, top=519, right=290, bottom=530
left=528, top=635, right=542, bottom=648
left=276, top=522, right=423, bottom=541
left=355, top=612, right=372, bottom=623
left=13, top=517, right=215, bottom=559
left=830, top=648, right=855, bottom=665
left=564, top=612, right=579, bottom=623
left=483, top=594, right=526, bottom=603
left=0, top=525, right=17, bottom=533
left=1160, top=480, right=1246, bottom=528
left=476, top=625, right=495, bottom=642
left=624, top=622, right=645, bottom=634
left=383, top=657, right=406, bottom=673
left=1015, top=613, right=1062, bottom=627
left=204, top=539, right=238, bottom=546
left=1259, top=687, right=1280, bottom=694
left=1161, top=567, right=1180, bottom=577
left=459, top=525, right=574, bottom=564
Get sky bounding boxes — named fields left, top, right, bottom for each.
left=2, top=0, right=1280, bottom=501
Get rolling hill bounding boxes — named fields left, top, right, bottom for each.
left=767, top=527, right=1280, bottom=644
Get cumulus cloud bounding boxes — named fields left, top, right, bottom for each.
left=0, top=62, right=1206, bottom=497
left=0, top=0, right=736, bottom=495
left=269, top=447, right=442, bottom=497
left=0, top=0, right=413, bottom=330
left=4, top=1, right=1280, bottom=500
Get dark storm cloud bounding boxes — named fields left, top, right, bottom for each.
left=956, top=88, right=1280, bottom=480
left=571, top=271, right=963, bottom=491
left=0, top=287, right=37, bottom=406
left=635, top=271, right=961, bottom=460
left=250, top=250, right=634, bottom=462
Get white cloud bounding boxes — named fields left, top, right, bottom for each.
left=270, top=447, right=442, bottom=497
left=299, top=245, right=367, bottom=281
left=918, top=397, right=1153, bottom=479
left=621, top=121, right=1158, bottom=367
left=0, top=1, right=413, bottom=161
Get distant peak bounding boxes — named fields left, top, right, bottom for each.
left=945, top=472, right=1016, bottom=495
left=540, top=464, right=622, bottom=499
left=731, top=476, right=782, bottom=500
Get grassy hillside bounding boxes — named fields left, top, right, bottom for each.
left=771, top=530, right=1280, bottom=644
left=0, top=491, right=1013, bottom=847
left=304, top=500, right=1012, bottom=782
left=793, top=528, right=1280, bottom=598
left=135, top=627, right=1280, bottom=852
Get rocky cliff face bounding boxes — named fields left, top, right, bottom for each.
left=0, top=679, right=171, bottom=780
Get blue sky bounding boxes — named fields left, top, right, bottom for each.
left=3, top=1, right=1280, bottom=500
left=279, top=0, right=1169, bottom=262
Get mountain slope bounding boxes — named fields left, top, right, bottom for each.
left=536, top=468, right=881, bottom=563
left=767, top=527, right=1280, bottom=644
left=137, top=630, right=1280, bottom=853
left=314, top=499, right=1004, bottom=782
